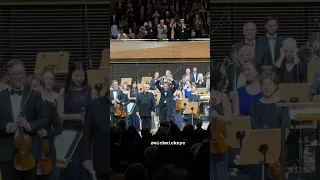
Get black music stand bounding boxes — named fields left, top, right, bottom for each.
left=234, top=129, right=282, bottom=180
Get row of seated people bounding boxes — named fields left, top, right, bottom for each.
left=109, top=68, right=210, bottom=132
left=212, top=57, right=320, bottom=179
left=112, top=0, right=209, bottom=39
left=221, top=16, right=320, bottom=88
left=0, top=60, right=109, bottom=180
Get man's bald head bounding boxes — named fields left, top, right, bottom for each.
left=243, top=22, right=257, bottom=41
left=238, top=46, right=254, bottom=64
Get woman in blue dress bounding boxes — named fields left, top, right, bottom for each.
left=57, top=62, right=96, bottom=180
left=128, top=81, right=140, bottom=131
left=183, top=80, right=192, bottom=98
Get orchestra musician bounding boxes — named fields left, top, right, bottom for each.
left=82, top=76, right=110, bottom=180
left=195, top=73, right=206, bottom=88
left=0, top=60, right=48, bottom=180
left=155, top=76, right=179, bottom=122
left=183, top=81, right=192, bottom=98
left=188, top=85, right=201, bottom=102
left=110, top=80, right=125, bottom=125
left=25, top=70, right=63, bottom=180
left=150, top=72, right=159, bottom=90
left=57, top=62, right=94, bottom=180
left=173, top=88, right=183, bottom=130
left=128, top=81, right=140, bottom=131
left=120, top=84, right=129, bottom=121
left=136, top=83, right=156, bottom=131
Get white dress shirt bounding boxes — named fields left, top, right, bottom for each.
left=267, top=34, right=277, bottom=64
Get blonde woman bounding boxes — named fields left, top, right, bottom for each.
left=271, top=38, right=306, bottom=83
left=195, top=73, right=206, bottom=88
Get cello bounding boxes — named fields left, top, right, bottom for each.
left=37, top=138, right=52, bottom=175
left=13, top=124, right=36, bottom=171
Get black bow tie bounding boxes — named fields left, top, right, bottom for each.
left=10, top=89, right=22, bottom=96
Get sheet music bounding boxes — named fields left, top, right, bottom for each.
left=289, top=108, right=320, bottom=119
left=55, top=130, right=78, bottom=159
left=127, top=102, right=135, bottom=113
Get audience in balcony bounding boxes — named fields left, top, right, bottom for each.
left=111, top=0, right=209, bottom=39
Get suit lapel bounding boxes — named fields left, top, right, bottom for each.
left=20, top=88, right=29, bottom=113
left=4, top=89, right=14, bottom=120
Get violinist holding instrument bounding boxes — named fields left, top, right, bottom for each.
left=110, top=80, right=125, bottom=125
left=210, top=70, right=233, bottom=180
left=173, top=89, right=183, bottom=130
left=0, top=60, right=48, bottom=180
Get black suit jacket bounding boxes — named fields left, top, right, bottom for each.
left=110, top=89, right=125, bottom=113
left=155, top=80, right=179, bottom=110
left=150, top=78, right=158, bottom=90
left=257, top=35, right=284, bottom=64
left=43, top=100, right=62, bottom=163
left=190, top=73, right=198, bottom=82
left=83, top=97, right=110, bottom=174
left=136, top=92, right=155, bottom=116
left=0, top=88, right=48, bottom=162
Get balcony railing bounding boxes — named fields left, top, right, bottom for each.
left=110, top=38, right=209, bottom=59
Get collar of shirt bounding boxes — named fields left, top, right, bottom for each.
left=8, top=86, right=23, bottom=92
left=244, top=39, right=256, bottom=45
left=266, top=34, right=277, bottom=40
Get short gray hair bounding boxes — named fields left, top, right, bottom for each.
left=5, top=60, right=25, bottom=73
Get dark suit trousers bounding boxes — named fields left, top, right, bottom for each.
left=0, top=162, right=37, bottom=180
left=96, top=172, right=109, bottom=180
left=110, top=114, right=121, bottom=125
left=141, top=116, right=152, bottom=130
left=159, top=104, right=174, bottom=122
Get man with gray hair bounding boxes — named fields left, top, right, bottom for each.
left=0, top=59, right=48, bottom=180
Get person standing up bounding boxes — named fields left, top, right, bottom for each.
left=257, top=16, right=284, bottom=65
left=82, top=75, right=110, bottom=180
left=155, top=76, right=179, bottom=122
left=157, top=19, right=168, bottom=40
left=57, top=62, right=95, bottom=180
left=136, top=84, right=155, bottom=131
left=190, top=67, right=198, bottom=83
left=110, top=80, right=125, bottom=125
left=150, top=71, right=159, bottom=90
left=0, top=60, right=48, bottom=180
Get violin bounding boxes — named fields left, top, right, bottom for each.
left=13, top=127, right=36, bottom=171
left=121, top=104, right=127, bottom=118
left=268, top=154, right=281, bottom=180
left=114, top=103, right=121, bottom=116
left=176, top=99, right=181, bottom=111
left=210, top=116, right=229, bottom=154
left=191, top=107, right=199, bottom=119
left=37, top=138, right=52, bottom=175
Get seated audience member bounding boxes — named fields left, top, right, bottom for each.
left=271, top=38, right=306, bottom=83
left=231, top=60, right=263, bottom=116
left=124, top=163, right=148, bottom=180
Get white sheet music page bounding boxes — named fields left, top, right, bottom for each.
left=289, top=108, right=320, bottom=119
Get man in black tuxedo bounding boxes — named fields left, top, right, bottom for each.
left=110, top=80, right=125, bottom=125
left=150, top=71, right=159, bottom=90
left=82, top=77, right=110, bottom=180
left=155, top=76, right=179, bottom=122
left=136, top=83, right=155, bottom=131
left=190, top=67, right=198, bottom=83
left=0, top=60, right=48, bottom=180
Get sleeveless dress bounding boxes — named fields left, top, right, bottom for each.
left=60, top=87, right=92, bottom=180
left=210, top=96, right=229, bottom=180
left=128, top=89, right=140, bottom=131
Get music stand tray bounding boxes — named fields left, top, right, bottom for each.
left=197, top=88, right=207, bottom=95
left=181, top=98, right=188, bottom=109
left=55, top=130, right=83, bottom=168
left=183, top=102, right=199, bottom=126
left=225, top=116, right=251, bottom=148
left=87, top=70, right=108, bottom=97
left=235, top=129, right=282, bottom=180
left=121, top=78, right=132, bottom=85
left=35, top=52, right=69, bottom=74
left=141, top=77, right=152, bottom=84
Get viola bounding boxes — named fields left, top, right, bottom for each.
left=210, top=117, right=229, bottom=154
left=114, top=103, right=121, bottom=116
left=13, top=127, right=36, bottom=171
left=121, top=104, right=127, bottom=118
left=176, top=99, right=181, bottom=111
left=37, top=138, right=52, bottom=175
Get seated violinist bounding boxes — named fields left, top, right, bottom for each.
left=0, top=60, right=48, bottom=180
left=271, top=38, right=306, bottom=83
